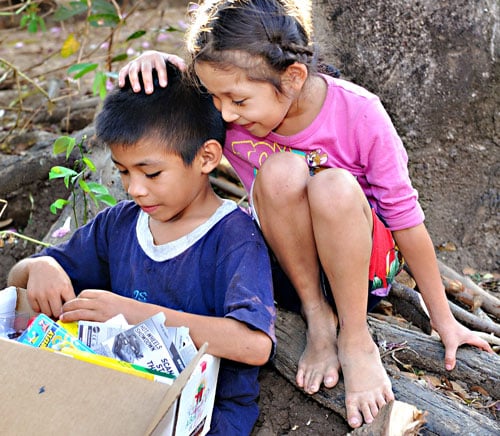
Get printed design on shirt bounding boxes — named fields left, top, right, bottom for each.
left=231, top=139, right=292, bottom=168
left=305, top=149, right=328, bottom=175
left=132, top=289, right=148, bottom=302
left=231, top=139, right=329, bottom=176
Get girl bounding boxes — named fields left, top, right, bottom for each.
left=119, top=0, right=492, bottom=429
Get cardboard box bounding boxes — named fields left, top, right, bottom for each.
left=0, top=288, right=220, bottom=436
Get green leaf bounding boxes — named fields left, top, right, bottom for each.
left=27, top=19, right=38, bottom=33
left=87, top=182, right=108, bottom=195
left=97, top=194, right=117, bottom=207
left=67, top=62, right=98, bottom=79
left=53, top=2, right=88, bottom=21
left=88, top=191, right=99, bottom=208
left=88, top=13, right=120, bottom=27
left=82, top=157, right=96, bottom=171
left=49, top=166, right=78, bottom=180
left=126, top=30, right=146, bottom=41
left=78, top=179, right=90, bottom=193
left=92, top=71, right=108, bottom=99
left=111, top=53, right=128, bottom=63
left=53, top=136, right=75, bottom=155
left=91, top=0, right=117, bottom=15
left=50, top=198, right=69, bottom=214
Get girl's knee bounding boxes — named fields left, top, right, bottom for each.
left=254, top=153, right=309, bottom=198
left=309, top=168, right=372, bottom=220
left=309, top=168, right=361, bottom=203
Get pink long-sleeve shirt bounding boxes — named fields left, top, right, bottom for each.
left=223, top=75, right=424, bottom=231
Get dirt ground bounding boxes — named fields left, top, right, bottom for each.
left=0, top=2, right=497, bottom=435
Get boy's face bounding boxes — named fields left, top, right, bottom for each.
left=110, top=137, right=206, bottom=223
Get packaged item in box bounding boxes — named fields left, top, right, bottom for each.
left=77, top=314, right=130, bottom=349
left=17, top=313, right=94, bottom=354
left=95, top=312, right=186, bottom=377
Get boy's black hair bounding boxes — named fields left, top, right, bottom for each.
left=95, top=61, right=225, bottom=165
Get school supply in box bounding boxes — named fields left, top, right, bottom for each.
left=94, top=312, right=198, bottom=377
left=0, top=287, right=220, bottom=435
left=17, top=313, right=95, bottom=353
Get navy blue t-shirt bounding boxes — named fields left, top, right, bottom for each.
left=37, top=199, right=276, bottom=435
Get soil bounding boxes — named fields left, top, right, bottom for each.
left=0, top=2, right=497, bottom=435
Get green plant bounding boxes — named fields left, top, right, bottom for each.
left=0, top=199, right=51, bottom=248
left=49, top=135, right=117, bottom=227
left=54, top=0, right=156, bottom=100
left=19, top=2, right=46, bottom=33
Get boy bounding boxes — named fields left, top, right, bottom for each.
left=7, top=61, right=276, bottom=435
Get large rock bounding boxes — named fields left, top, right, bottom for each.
left=312, top=0, right=499, bottom=271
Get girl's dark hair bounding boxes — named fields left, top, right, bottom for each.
left=95, top=61, right=225, bottom=165
left=186, top=0, right=339, bottom=91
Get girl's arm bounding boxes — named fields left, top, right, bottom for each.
left=60, top=289, right=273, bottom=366
left=118, top=51, right=186, bottom=94
left=392, top=223, right=493, bottom=369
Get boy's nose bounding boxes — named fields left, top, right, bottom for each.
left=127, top=178, right=147, bottom=198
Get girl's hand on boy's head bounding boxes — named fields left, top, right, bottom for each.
left=25, top=256, right=76, bottom=319
left=118, top=51, right=187, bottom=94
left=60, top=289, right=138, bottom=323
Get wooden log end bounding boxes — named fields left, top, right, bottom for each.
left=348, top=400, right=427, bottom=436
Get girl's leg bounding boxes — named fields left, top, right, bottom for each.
left=308, top=168, right=394, bottom=428
left=253, top=153, right=340, bottom=394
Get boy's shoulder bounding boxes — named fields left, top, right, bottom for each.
left=217, top=202, right=260, bottom=233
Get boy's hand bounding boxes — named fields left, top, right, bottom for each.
left=434, top=318, right=493, bottom=370
left=25, top=256, right=76, bottom=318
left=118, top=51, right=186, bottom=94
left=60, top=289, right=137, bottom=323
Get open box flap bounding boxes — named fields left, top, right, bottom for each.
left=147, top=343, right=209, bottom=435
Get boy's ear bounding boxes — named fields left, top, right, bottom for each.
left=198, top=139, right=223, bottom=174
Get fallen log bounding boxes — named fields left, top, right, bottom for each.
left=388, top=281, right=500, bottom=338
left=438, top=260, right=500, bottom=320
left=273, top=308, right=500, bottom=435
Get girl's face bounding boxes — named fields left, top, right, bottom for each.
left=110, top=137, right=206, bottom=223
left=195, top=61, right=295, bottom=137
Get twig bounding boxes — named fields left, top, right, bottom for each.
left=0, top=57, right=52, bottom=101
left=1, top=230, right=52, bottom=248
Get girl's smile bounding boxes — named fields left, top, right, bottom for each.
left=195, top=61, right=327, bottom=137
left=195, top=62, right=294, bottom=137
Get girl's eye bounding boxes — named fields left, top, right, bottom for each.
left=233, top=99, right=245, bottom=106
left=146, top=171, right=161, bottom=179
left=118, top=169, right=129, bottom=175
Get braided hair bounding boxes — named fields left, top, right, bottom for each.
left=186, top=0, right=339, bottom=91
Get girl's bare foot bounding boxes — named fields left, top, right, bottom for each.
left=296, top=302, right=340, bottom=394
left=338, top=328, right=394, bottom=428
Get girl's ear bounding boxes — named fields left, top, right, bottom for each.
left=282, top=62, right=308, bottom=92
left=198, top=139, right=223, bottom=174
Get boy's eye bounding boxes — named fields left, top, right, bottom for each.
left=232, top=99, right=245, bottom=106
left=146, top=171, right=161, bottom=179
left=118, top=169, right=129, bottom=175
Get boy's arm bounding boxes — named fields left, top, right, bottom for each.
left=60, top=289, right=273, bottom=366
left=8, top=256, right=76, bottom=318
left=392, top=223, right=493, bottom=369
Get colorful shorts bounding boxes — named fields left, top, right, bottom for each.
left=271, top=208, right=403, bottom=312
